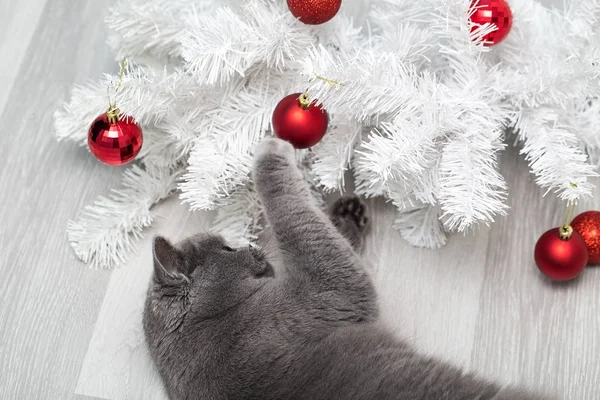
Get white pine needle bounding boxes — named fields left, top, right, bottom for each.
left=67, top=165, right=182, bottom=269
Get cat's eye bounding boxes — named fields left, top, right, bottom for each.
left=221, top=245, right=236, bottom=252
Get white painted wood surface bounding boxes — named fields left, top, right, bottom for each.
left=0, top=0, right=48, bottom=115
left=1, top=0, right=597, bottom=399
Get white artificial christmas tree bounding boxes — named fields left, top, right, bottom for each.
left=55, top=0, right=600, bottom=268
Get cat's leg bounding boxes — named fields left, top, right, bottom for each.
left=253, top=138, right=376, bottom=317
left=330, top=196, right=369, bottom=253
left=253, top=138, right=355, bottom=264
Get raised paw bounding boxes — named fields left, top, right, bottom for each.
left=253, top=136, right=305, bottom=201
left=254, top=137, right=295, bottom=163
left=331, top=196, right=369, bottom=233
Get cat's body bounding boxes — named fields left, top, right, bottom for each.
left=144, top=138, right=546, bottom=400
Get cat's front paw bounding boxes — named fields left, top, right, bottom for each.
left=331, top=196, right=369, bottom=233
left=331, top=196, right=369, bottom=252
left=253, top=137, right=300, bottom=191
left=254, top=137, right=295, bottom=163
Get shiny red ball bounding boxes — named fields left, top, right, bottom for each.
left=534, top=228, right=588, bottom=281
left=88, top=113, right=143, bottom=166
left=272, top=93, right=328, bottom=149
left=287, top=0, right=342, bottom=25
left=469, top=0, right=513, bottom=46
left=571, top=211, right=600, bottom=265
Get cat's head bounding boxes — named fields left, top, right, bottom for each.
left=143, top=234, right=274, bottom=338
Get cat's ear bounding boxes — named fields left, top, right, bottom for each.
left=152, top=236, right=188, bottom=284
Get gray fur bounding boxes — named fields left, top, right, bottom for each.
left=143, top=137, right=550, bottom=400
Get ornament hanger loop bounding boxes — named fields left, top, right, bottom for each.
left=562, top=182, right=579, bottom=228
left=559, top=188, right=578, bottom=240
left=299, top=74, right=343, bottom=110
left=563, top=200, right=577, bottom=229
left=107, top=58, right=128, bottom=110
left=314, top=73, right=344, bottom=88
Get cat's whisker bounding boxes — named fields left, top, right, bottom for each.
left=197, top=223, right=211, bottom=236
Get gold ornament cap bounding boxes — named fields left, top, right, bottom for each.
left=298, top=93, right=311, bottom=110
left=106, top=106, right=120, bottom=124
left=558, top=224, right=573, bottom=240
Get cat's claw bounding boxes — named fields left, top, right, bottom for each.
left=332, top=196, right=369, bottom=233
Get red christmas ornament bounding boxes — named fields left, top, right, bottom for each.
left=287, top=0, right=342, bottom=25
left=534, top=226, right=588, bottom=281
left=571, top=211, right=600, bottom=265
left=88, top=108, right=143, bottom=166
left=469, top=0, right=513, bottom=46
left=272, top=93, right=328, bottom=149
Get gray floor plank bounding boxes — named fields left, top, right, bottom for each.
left=364, top=197, right=491, bottom=369
left=470, top=147, right=600, bottom=399
left=0, top=0, right=120, bottom=398
left=0, top=0, right=48, bottom=115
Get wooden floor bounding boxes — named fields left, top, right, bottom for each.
left=1, top=0, right=597, bottom=399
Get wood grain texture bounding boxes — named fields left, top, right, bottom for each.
left=470, top=148, right=600, bottom=399
left=1, top=0, right=598, bottom=399
left=0, top=0, right=121, bottom=398
left=363, top=197, right=491, bottom=369
left=0, top=0, right=48, bottom=115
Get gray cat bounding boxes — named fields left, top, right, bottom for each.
left=143, top=137, right=548, bottom=400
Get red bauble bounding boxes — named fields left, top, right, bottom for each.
left=272, top=93, right=328, bottom=149
left=469, top=0, right=513, bottom=46
left=88, top=110, right=143, bottom=166
left=287, top=0, right=342, bottom=25
left=534, top=227, right=588, bottom=281
left=571, top=211, right=600, bottom=265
